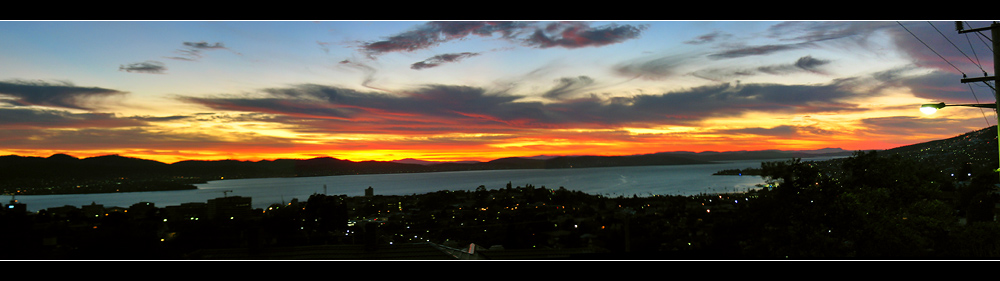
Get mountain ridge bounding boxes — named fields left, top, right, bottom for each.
left=1, top=126, right=994, bottom=195
left=0, top=147, right=856, bottom=193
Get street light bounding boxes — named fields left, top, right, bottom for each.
left=920, top=102, right=997, bottom=115
left=920, top=102, right=999, bottom=174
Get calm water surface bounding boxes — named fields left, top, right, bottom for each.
left=11, top=159, right=799, bottom=211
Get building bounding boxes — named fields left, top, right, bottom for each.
left=207, top=196, right=252, bottom=220
left=3, top=197, right=26, bottom=214
left=81, top=202, right=105, bottom=218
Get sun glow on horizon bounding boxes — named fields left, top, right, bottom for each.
left=0, top=21, right=993, bottom=166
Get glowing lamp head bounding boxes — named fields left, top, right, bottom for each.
left=920, top=106, right=938, bottom=115
left=920, top=103, right=945, bottom=115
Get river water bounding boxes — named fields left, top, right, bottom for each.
left=9, top=158, right=799, bottom=212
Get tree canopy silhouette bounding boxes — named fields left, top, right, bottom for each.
left=736, top=151, right=969, bottom=258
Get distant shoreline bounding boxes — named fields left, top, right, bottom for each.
left=712, top=167, right=763, bottom=176
left=1, top=150, right=856, bottom=196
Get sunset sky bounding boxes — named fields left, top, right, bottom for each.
left=0, top=20, right=996, bottom=164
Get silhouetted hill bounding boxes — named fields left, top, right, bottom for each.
left=656, top=149, right=853, bottom=161
left=2, top=126, right=995, bottom=195
left=0, top=147, right=860, bottom=187
left=883, top=125, right=998, bottom=172
left=0, top=154, right=169, bottom=180
left=391, top=158, right=481, bottom=165
left=803, top=126, right=999, bottom=176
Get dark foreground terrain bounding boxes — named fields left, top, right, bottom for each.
left=2, top=127, right=999, bottom=260
left=1, top=149, right=999, bottom=260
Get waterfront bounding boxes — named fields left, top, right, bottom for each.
left=3, top=151, right=993, bottom=259
left=10, top=159, right=790, bottom=212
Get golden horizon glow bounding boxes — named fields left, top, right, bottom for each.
left=1, top=21, right=995, bottom=165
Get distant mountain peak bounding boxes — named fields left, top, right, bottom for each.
left=392, top=158, right=481, bottom=165
left=47, top=153, right=79, bottom=160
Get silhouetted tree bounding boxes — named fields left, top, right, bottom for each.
left=736, top=151, right=959, bottom=258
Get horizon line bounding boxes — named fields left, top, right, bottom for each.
left=1, top=147, right=859, bottom=165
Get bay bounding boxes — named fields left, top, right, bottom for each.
left=8, top=158, right=800, bottom=212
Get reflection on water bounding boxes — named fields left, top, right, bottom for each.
left=12, top=159, right=799, bottom=211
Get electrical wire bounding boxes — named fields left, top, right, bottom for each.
left=929, top=21, right=988, bottom=76
left=959, top=21, right=996, bottom=94
left=967, top=83, right=992, bottom=127
left=962, top=21, right=994, bottom=46
left=962, top=22, right=987, bottom=69
left=900, top=21, right=996, bottom=128
left=897, top=21, right=966, bottom=77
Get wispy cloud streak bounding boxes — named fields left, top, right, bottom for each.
left=360, top=21, right=531, bottom=57
left=119, top=61, right=167, bottom=74
left=165, top=41, right=240, bottom=61
left=361, top=21, right=647, bottom=58
left=0, top=80, right=128, bottom=110
left=411, top=52, right=480, bottom=70
left=0, top=108, right=145, bottom=129
left=524, top=22, right=647, bottom=49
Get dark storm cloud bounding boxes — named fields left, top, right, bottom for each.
left=0, top=108, right=145, bottom=129
left=411, top=52, right=480, bottom=70
left=0, top=80, right=128, bottom=110
left=177, top=79, right=869, bottom=135
left=119, top=61, right=167, bottom=74
left=360, top=21, right=647, bottom=57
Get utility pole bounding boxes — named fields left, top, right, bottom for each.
left=957, top=22, right=999, bottom=174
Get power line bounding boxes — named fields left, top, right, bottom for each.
left=956, top=21, right=996, bottom=93
left=962, top=21, right=995, bottom=45
left=897, top=21, right=967, bottom=78
left=901, top=21, right=997, bottom=128
left=965, top=30, right=984, bottom=73
left=967, top=83, right=993, bottom=127
left=962, top=21, right=994, bottom=55
left=929, top=21, right=988, bottom=76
